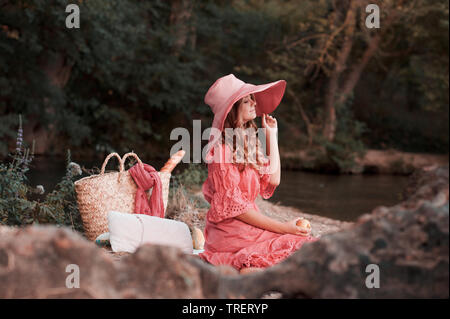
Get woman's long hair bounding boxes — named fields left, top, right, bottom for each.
left=221, top=94, right=268, bottom=173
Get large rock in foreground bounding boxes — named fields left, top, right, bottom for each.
left=215, top=201, right=448, bottom=298
left=0, top=226, right=204, bottom=298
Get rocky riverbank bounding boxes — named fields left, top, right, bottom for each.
left=0, top=164, right=448, bottom=298
left=281, top=147, right=448, bottom=175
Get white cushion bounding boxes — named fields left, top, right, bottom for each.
left=108, top=211, right=193, bottom=254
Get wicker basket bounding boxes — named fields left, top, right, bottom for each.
left=74, top=152, right=171, bottom=241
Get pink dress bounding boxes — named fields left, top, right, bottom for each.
left=199, top=143, right=318, bottom=270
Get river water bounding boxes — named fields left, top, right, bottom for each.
left=270, top=170, right=410, bottom=221
left=27, top=156, right=411, bottom=222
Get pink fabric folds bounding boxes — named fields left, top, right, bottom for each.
left=129, top=163, right=164, bottom=218
left=199, top=143, right=318, bottom=270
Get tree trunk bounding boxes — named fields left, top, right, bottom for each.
left=288, top=90, right=314, bottom=146
left=323, top=0, right=358, bottom=142
left=39, top=52, right=72, bottom=88
left=337, top=11, right=398, bottom=106
left=170, top=0, right=196, bottom=54
left=26, top=52, right=73, bottom=155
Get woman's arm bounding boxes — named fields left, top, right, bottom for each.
left=235, top=208, right=307, bottom=236
left=266, top=128, right=281, bottom=185
left=263, top=114, right=281, bottom=185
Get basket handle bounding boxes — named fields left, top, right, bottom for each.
left=122, top=152, right=144, bottom=170
left=100, top=152, right=124, bottom=174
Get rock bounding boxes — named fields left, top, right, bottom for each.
left=0, top=225, right=118, bottom=298
left=282, top=148, right=448, bottom=174
left=184, top=255, right=240, bottom=298
left=114, top=245, right=204, bottom=298
left=209, top=165, right=449, bottom=298
left=216, top=201, right=448, bottom=298
left=0, top=225, right=204, bottom=298
left=354, top=150, right=448, bottom=175
left=401, top=165, right=449, bottom=207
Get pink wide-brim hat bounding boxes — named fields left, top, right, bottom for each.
left=204, top=74, right=286, bottom=144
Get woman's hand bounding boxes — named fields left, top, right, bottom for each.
left=283, top=218, right=311, bottom=237
left=262, top=113, right=278, bottom=133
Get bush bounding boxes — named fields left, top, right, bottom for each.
left=171, top=163, right=208, bottom=189
left=167, top=163, right=209, bottom=212
left=317, top=97, right=368, bottom=173
left=0, top=116, right=83, bottom=232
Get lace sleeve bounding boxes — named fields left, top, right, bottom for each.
left=208, top=162, right=253, bottom=223
left=259, top=158, right=277, bottom=199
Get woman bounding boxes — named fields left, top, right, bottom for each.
left=199, top=74, right=318, bottom=274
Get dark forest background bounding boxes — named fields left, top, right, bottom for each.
left=1, top=0, right=448, bottom=165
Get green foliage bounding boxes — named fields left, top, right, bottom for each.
left=0, top=0, right=209, bottom=156
left=170, top=163, right=208, bottom=190
left=356, top=62, right=449, bottom=153
left=169, top=163, right=209, bottom=210
left=0, top=122, right=83, bottom=231
left=0, top=0, right=448, bottom=159
left=236, top=0, right=449, bottom=155
left=41, top=151, right=84, bottom=232
left=0, top=114, right=19, bottom=156
left=356, top=0, right=449, bottom=153
left=315, top=96, right=368, bottom=173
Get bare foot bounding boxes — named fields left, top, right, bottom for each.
left=239, top=267, right=264, bottom=275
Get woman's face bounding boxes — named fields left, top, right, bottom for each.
left=237, top=94, right=257, bottom=125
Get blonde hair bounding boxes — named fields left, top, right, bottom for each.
left=221, top=94, right=268, bottom=172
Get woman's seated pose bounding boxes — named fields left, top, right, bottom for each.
left=199, top=74, right=318, bottom=274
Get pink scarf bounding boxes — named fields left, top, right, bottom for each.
left=129, top=163, right=164, bottom=218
